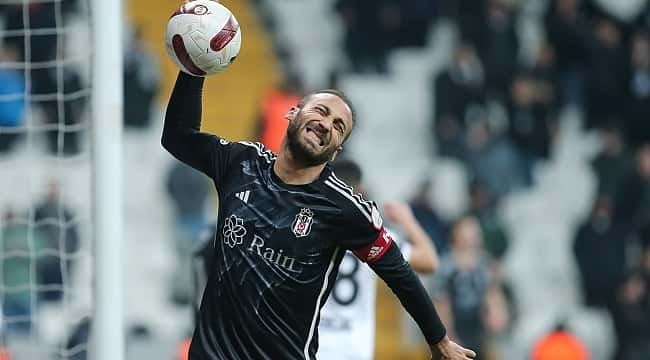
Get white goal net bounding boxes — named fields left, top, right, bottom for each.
left=0, top=0, right=121, bottom=359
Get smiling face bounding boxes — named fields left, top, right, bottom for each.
left=284, top=92, right=354, bottom=167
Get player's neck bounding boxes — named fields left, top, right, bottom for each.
left=274, top=151, right=325, bottom=185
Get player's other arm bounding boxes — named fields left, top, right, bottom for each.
left=362, top=243, right=475, bottom=359
left=162, top=71, right=219, bottom=175
left=383, top=201, right=439, bottom=273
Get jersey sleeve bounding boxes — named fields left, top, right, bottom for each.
left=162, top=72, right=255, bottom=187
left=328, top=187, right=394, bottom=263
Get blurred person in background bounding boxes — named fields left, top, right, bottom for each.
left=573, top=195, right=627, bottom=309
left=123, top=25, right=160, bottom=129
left=0, top=1, right=85, bottom=156
left=612, top=223, right=650, bottom=360
left=545, top=0, right=590, bottom=107
left=464, top=107, right=526, bottom=198
left=467, top=181, right=510, bottom=268
left=318, top=158, right=440, bottom=360
left=33, top=180, right=80, bottom=302
left=480, top=282, right=513, bottom=360
left=433, top=43, right=485, bottom=159
left=39, top=66, right=86, bottom=156
left=408, top=179, right=447, bottom=255
left=531, top=322, right=589, bottom=360
left=1, top=208, right=46, bottom=334
left=624, top=30, right=650, bottom=149
left=334, top=0, right=389, bottom=73
left=0, top=45, right=25, bottom=153
left=165, top=159, right=211, bottom=305
left=584, top=17, right=627, bottom=130
left=591, top=124, right=631, bottom=196
left=257, top=74, right=303, bottom=153
left=472, top=0, right=519, bottom=102
left=612, top=144, right=650, bottom=230
left=432, top=215, right=510, bottom=359
left=507, top=71, right=556, bottom=185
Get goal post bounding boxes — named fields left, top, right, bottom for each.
left=90, top=0, right=125, bottom=358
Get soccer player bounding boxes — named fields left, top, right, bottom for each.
left=318, top=159, right=440, bottom=360
left=162, top=68, right=476, bottom=359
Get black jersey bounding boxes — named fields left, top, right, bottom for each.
left=163, top=72, right=446, bottom=360
left=193, top=139, right=390, bottom=359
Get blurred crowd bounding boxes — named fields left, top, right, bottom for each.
left=326, top=0, right=650, bottom=359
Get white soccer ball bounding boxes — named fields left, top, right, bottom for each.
left=165, top=0, right=242, bottom=76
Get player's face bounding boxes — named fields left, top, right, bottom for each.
left=286, top=93, right=353, bottom=166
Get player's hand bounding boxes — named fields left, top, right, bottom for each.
left=382, top=201, right=416, bottom=226
left=430, top=336, right=476, bottom=360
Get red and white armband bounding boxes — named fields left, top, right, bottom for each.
left=353, top=227, right=394, bottom=263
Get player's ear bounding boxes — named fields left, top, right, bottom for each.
left=285, top=106, right=299, bottom=122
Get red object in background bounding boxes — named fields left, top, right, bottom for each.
left=177, top=338, right=191, bottom=360
left=259, top=90, right=301, bottom=153
left=0, top=348, right=12, bottom=360
left=531, top=330, right=590, bottom=360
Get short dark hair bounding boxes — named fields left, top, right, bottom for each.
left=298, top=89, right=356, bottom=143
left=331, top=158, right=362, bottom=188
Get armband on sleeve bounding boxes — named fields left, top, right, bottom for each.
left=353, top=227, right=393, bottom=263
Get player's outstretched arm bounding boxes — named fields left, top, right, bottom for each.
left=368, top=244, right=475, bottom=359
left=162, top=71, right=219, bottom=175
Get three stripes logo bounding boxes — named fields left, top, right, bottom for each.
left=235, top=190, right=250, bottom=203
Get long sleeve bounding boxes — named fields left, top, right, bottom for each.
left=162, top=71, right=218, bottom=176
left=369, top=242, right=446, bottom=346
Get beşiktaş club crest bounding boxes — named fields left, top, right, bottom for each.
left=292, top=208, right=314, bottom=238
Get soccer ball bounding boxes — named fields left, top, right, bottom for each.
left=165, top=0, right=242, bottom=76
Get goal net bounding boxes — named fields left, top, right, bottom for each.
left=0, top=0, right=122, bottom=359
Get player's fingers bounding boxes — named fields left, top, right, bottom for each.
left=464, top=348, right=477, bottom=358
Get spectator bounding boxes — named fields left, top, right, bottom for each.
left=165, top=160, right=211, bottom=304
left=480, top=282, right=513, bottom=360
left=545, top=0, right=591, bottom=107
left=591, top=124, right=630, bottom=195
left=334, top=0, right=389, bottom=73
left=507, top=72, right=556, bottom=185
left=474, top=0, right=520, bottom=101
left=34, top=181, right=80, bottom=302
left=584, top=18, right=627, bottom=129
left=123, top=26, right=160, bottom=129
left=613, top=230, right=650, bottom=360
left=613, top=144, right=650, bottom=229
left=39, top=66, right=86, bottom=156
left=467, top=181, right=510, bottom=263
left=531, top=322, right=590, bottom=360
left=1, top=208, right=46, bottom=333
left=432, top=215, right=491, bottom=356
left=433, top=43, right=485, bottom=159
left=0, top=45, right=25, bottom=153
left=393, top=0, right=437, bottom=48
left=573, top=195, right=627, bottom=308
left=1, top=2, right=85, bottom=155
left=451, top=0, right=487, bottom=47
left=624, top=31, right=650, bottom=149
left=408, top=179, right=447, bottom=255
left=465, top=109, right=526, bottom=198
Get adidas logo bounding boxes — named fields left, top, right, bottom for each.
left=235, top=190, right=250, bottom=203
